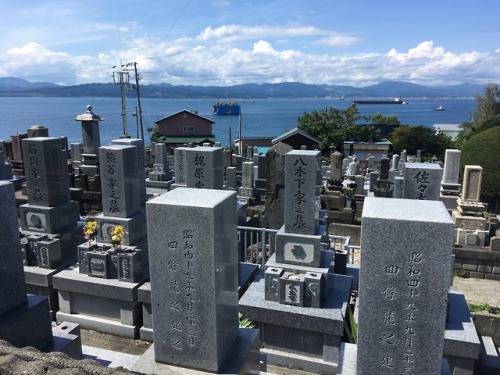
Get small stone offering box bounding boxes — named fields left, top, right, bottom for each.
left=358, top=197, right=454, bottom=375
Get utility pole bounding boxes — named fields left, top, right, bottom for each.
left=131, top=62, right=144, bottom=140
left=113, top=67, right=130, bottom=138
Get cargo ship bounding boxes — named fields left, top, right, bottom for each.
left=213, top=99, right=241, bottom=115
left=352, top=97, right=407, bottom=105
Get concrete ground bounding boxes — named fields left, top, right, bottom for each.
left=452, top=276, right=500, bottom=308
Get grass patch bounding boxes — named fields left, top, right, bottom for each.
left=454, top=269, right=469, bottom=278
left=468, top=303, right=500, bottom=315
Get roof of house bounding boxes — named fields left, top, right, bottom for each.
left=156, top=136, right=216, bottom=144
left=271, top=127, right=320, bottom=145
left=155, top=109, right=214, bottom=124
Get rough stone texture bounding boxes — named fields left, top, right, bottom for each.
left=265, top=142, right=293, bottom=230
left=462, top=166, right=482, bottom=202
left=358, top=197, right=454, bottom=375
left=284, top=150, right=321, bottom=235
left=403, top=162, right=443, bottom=200
left=0, top=181, right=27, bottom=315
left=442, top=149, right=461, bottom=184
left=173, top=147, right=188, bottom=186
left=22, top=137, right=70, bottom=207
left=185, top=146, right=224, bottom=190
left=112, top=138, right=146, bottom=198
left=146, top=188, right=239, bottom=372
left=99, top=145, right=140, bottom=218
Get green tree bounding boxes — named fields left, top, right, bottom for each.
left=390, top=125, right=451, bottom=160
left=147, top=125, right=162, bottom=143
left=461, top=126, right=500, bottom=213
left=297, top=105, right=381, bottom=155
left=369, top=112, right=401, bottom=125
left=454, top=84, right=500, bottom=148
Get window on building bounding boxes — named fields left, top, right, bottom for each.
left=183, top=126, right=194, bottom=133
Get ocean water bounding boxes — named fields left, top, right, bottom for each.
left=0, top=97, right=475, bottom=147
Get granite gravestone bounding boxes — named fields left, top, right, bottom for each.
left=276, top=150, right=323, bottom=269
left=0, top=181, right=55, bottom=350
left=173, top=147, right=188, bottom=187
left=185, top=146, right=224, bottom=190
left=358, top=197, right=454, bottom=375
left=19, top=137, right=79, bottom=235
left=403, top=162, right=443, bottom=200
left=112, top=138, right=146, bottom=198
left=146, top=188, right=239, bottom=372
left=265, top=142, right=293, bottom=229
left=441, top=149, right=461, bottom=192
left=93, top=144, right=146, bottom=247
left=461, top=165, right=482, bottom=202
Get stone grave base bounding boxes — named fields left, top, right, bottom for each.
left=145, top=178, right=174, bottom=195
left=440, top=193, right=459, bottom=212
left=337, top=342, right=451, bottom=375
left=53, top=265, right=143, bottom=339
left=0, top=295, right=82, bottom=359
left=24, top=266, right=63, bottom=320
left=131, top=328, right=260, bottom=375
left=239, top=269, right=352, bottom=373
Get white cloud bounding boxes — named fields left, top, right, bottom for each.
left=0, top=33, right=498, bottom=87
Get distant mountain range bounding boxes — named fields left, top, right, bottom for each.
left=0, top=77, right=487, bottom=99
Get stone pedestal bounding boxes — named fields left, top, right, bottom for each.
left=239, top=268, right=353, bottom=373
left=54, top=265, right=144, bottom=338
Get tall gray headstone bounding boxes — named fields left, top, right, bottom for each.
left=185, top=146, right=224, bottom=190
left=241, top=161, right=254, bottom=188
left=284, top=150, right=320, bottom=235
left=403, top=163, right=443, bottom=200
left=146, top=188, right=239, bottom=372
left=265, top=142, right=293, bottom=229
left=174, top=147, right=188, bottom=186
left=112, top=138, right=146, bottom=198
left=462, top=165, right=482, bottom=202
left=358, top=197, right=454, bottom=375
left=99, top=144, right=140, bottom=218
left=22, top=137, right=70, bottom=207
left=0, top=181, right=27, bottom=315
left=11, top=133, right=27, bottom=161
left=442, top=150, right=461, bottom=185
left=329, top=150, right=343, bottom=180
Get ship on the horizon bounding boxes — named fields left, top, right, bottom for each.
left=352, top=97, right=407, bottom=105
left=213, top=99, right=241, bottom=115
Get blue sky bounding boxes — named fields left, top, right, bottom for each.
left=1, top=0, right=499, bottom=86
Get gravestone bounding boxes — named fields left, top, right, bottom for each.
left=374, top=155, right=392, bottom=198
left=185, top=146, right=224, bottom=190
left=440, top=149, right=461, bottom=212
left=358, top=197, right=454, bottom=374
left=452, top=165, right=488, bottom=246
left=172, top=147, right=188, bottom=188
left=403, top=162, right=443, bottom=200
left=265, top=142, right=293, bottom=230
left=94, top=144, right=146, bottom=246
left=0, top=181, right=81, bottom=358
left=240, top=149, right=351, bottom=373
left=226, top=166, right=237, bottom=190
left=75, top=105, right=102, bottom=176
left=19, top=137, right=79, bottom=235
left=145, top=188, right=258, bottom=372
left=112, top=138, right=146, bottom=198
left=239, top=161, right=256, bottom=198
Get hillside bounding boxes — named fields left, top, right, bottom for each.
left=0, top=77, right=487, bottom=99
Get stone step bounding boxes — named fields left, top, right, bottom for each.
left=479, top=335, right=500, bottom=375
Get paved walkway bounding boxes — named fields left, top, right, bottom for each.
left=452, top=276, right=500, bottom=308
